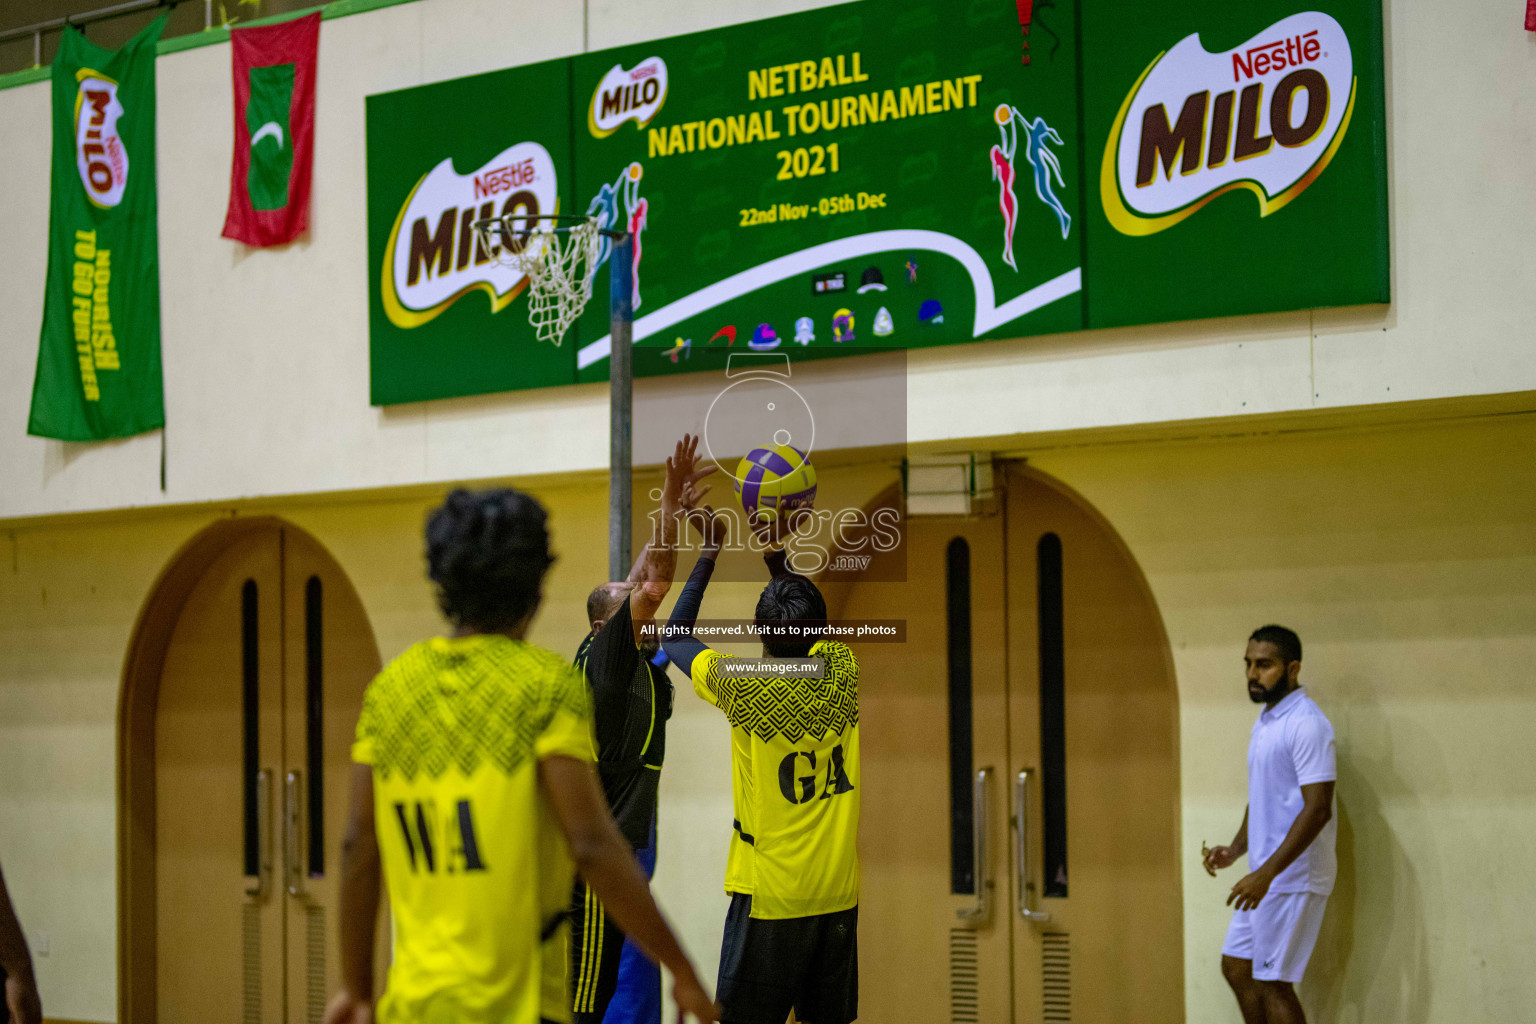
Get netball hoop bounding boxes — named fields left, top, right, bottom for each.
left=470, top=213, right=613, bottom=348
left=470, top=210, right=637, bottom=583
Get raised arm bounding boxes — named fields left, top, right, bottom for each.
left=539, top=756, right=717, bottom=1022
left=764, top=546, right=791, bottom=580
left=662, top=550, right=717, bottom=678
left=750, top=508, right=811, bottom=579
left=630, top=434, right=714, bottom=625
left=662, top=506, right=730, bottom=678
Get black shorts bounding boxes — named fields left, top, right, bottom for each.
left=717, top=893, right=858, bottom=1024
left=569, top=879, right=628, bottom=1023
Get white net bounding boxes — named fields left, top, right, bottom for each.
left=479, top=217, right=602, bottom=347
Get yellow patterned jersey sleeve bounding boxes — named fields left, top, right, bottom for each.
left=689, top=647, right=728, bottom=710
left=536, top=661, right=597, bottom=763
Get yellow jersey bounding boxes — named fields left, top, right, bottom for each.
left=352, top=635, right=594, bottom=1024
left=690, top=640, right=860, bottom=919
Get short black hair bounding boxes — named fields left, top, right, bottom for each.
left=755, top=574, right=828, bottom=658
left=586, top=583, right=628, bottom=628
left=1249, top=624, right=1302, bottom=664
left=586, top=586, right=611, bottom=627
left=426, top=488, right=554, bottom=633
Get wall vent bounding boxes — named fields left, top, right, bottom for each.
left=1042, top=932, right=1071, bottom=1022
left=241, top=903, right=262, bottom=1024
left=949, top=927, right=979, bottom=1023
left=308, top=905, right=328, bottom=1024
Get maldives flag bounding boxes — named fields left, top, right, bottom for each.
left=221, top=12, right=319, bottom=246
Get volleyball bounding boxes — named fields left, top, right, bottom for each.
left=733, top=443, right=817, bottom=522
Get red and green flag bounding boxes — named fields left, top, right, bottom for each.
left=28, top=14, right=167, bottom=441
left=221, top=12, right=320, bottom=246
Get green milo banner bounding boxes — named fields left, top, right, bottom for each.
left=29, top=15, right=167, bottom=441
left=366, top=0, right=1386, bottom=405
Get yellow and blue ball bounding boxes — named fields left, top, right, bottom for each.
left=734, top=443, right=817, bottom=521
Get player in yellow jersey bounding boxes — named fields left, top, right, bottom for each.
left=324, top=488, right=717, bottom=1024
left=661, top=509, right=860, bottom=1024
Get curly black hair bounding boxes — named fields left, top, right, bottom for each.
left=755, top=574, right=828, bottom=658
left=425, top=488, right=555, bottom=633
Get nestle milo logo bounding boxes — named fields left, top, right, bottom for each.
left=1101, top=12, right=1355, bottom=236
left=74, top=69, right=129, bottom=209
left=381, top=142, right=558, bottom=328
left=588, top=57, right=668, bottom=138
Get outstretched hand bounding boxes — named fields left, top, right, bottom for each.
left=750, top=506, right=813, bottom=549
left=688, top=505, right=731, bottom=552
left=664, top=433, right=716, bottom=511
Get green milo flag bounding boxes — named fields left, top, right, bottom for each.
left=28, top=15, right=167, bottom=442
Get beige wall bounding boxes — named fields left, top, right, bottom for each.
left=5, top=407, right=1535, bottom=1021
left=3, top=0, right=1536, bottom=1020
left=1026, top=408, right=1536, bottom=1023
left=3, top=0, right=1536, bottom=519
left=0, top=467, right=889, bottom=1022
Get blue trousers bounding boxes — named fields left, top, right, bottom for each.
left=604, top=816, right=661, bottom=1024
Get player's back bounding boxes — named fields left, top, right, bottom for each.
left=353, top=634, right=593, bottom=1024
left=692, top=639, right=861, bottom=919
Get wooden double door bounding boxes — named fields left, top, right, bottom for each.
left=843, top=465, right=1183, bottom=1022
left=153, top=523, right=385, bottom=1023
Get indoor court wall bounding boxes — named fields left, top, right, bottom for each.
left=0, top=0, right=1531, bottom=518
left=4, top=410, right=1534, bottom=1020
left=1029, top=409, right=1536, bottom=1024
left=0, top=465, right=882, bottom=1021
left=1, top=0, right=1535, bottom=1021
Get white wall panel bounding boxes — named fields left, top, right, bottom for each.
left=1, top=0, right=1534, bottom=517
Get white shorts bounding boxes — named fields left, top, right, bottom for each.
left=1221, top=891, right=1328, bottom=984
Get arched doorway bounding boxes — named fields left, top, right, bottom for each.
left=118, top=518, right=386, bottom=1023
left=834, top=463, right=1183, bottom=1022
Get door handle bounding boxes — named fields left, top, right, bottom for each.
left=284, top=770, right=305, bottom=898
left=245, top=769, right=272, bottom=898
left=956, top=767, right=994, bottom=927
left=1015, top=768, right=1051, bottom=924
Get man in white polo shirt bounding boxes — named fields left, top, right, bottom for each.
left=1203, top=625, right=1336, bottom=1024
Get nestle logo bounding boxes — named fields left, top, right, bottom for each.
left=472, top=158, right=537, bottom=201
left=629, top=65, right=658, bottom=82
left=1232, top=30, right=1320, bottom=82
left=1102, top=12, right=1353, bottom=236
